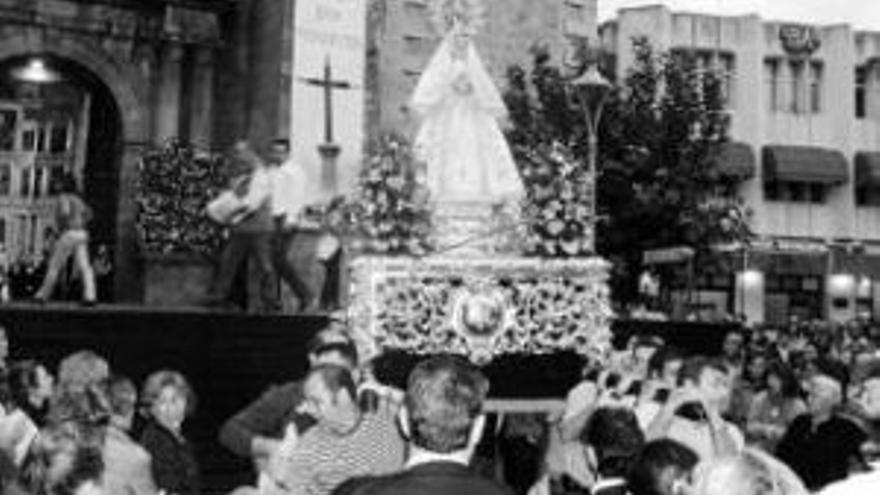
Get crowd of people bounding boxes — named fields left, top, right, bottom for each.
left=0, top=325, right=199, bottom=495
left=538, top=318, right=880, bottom=495
left=0, top=317, right=878, bottom=495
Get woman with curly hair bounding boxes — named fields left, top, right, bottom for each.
left=139, top=370, right=200, bottom=495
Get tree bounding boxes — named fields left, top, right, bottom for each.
left=505, top=38, right=751, bottom=305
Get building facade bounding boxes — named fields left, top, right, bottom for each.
left=602, top=5, right=880, bottom=324
left=0, top=0, right=225, bottom=301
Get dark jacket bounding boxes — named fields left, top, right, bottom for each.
left=139, top=420, right=201, bottom=495
left=218, top=380, right=315, bottom=459
left=334, top=461, right=515, bottom=495
left=776, top=413, right=867, bottom=491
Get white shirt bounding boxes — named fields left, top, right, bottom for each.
left=405, top=448, right=470, bottom=469
left=271, top=159, right=310, bottom=225
left=666, top=416, right=745, bottom=461
left=562, top=381, right=598, bottom=422
left=240, top=167, right=272, bottom=212
left=819, top=469, right=880, bottom=495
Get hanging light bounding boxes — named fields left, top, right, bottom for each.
left=12, top=58, right=61, bottom=83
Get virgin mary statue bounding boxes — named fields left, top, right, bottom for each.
left=410, top=18, right=523, bottom=203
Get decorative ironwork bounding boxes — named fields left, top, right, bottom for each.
left=349, top=255, right=613, bottom=365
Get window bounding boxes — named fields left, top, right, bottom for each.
left=36, top=127, right=46, bottom=152
left=0, top=109, right=17, bottom=151
left=808, top=183, right=825, bottom=203
left=19, top=167, right=31, bottom=197
left=29, top=214, right=38, bottom=255
left=765, top=58, right=781, bottom=112
left=21, top=129, right=35, bottom=151
left=0, top=164, right=9, bottom=196
left=33, top=167, right=44, bottom=198
left=764, top=180, right=780, bottom=200
left=856, top=66, right=867, bottom=119
left=50, top=124, right=68, bottom=153
left=766, top=273, right=824, bottom=321
left=809, top=62, right=822, bottom=113
left=672, top=48, right=736, bottom=109
left=767, top=58, right=822, bottom=115
left=789, top=60, right=804, bottom=113
left=857, top=186, right=880, bottom=206
left=719, top=52, right=736, bottom=106
left=763, top=181, right=826, bottom=203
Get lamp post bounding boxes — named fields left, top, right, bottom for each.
left=570, top=59, right=612, bottom=219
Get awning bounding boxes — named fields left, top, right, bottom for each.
left=748, top=251, right=828, bottom=276
left=855, top=152, right=880, bottom=188
left=643, top=246, right=695, bottom=265
left=714, top=142, right=756, bottom=179
left=762, top=145, right=849, bottom=184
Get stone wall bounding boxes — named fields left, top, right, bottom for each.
left=211, top=0, right=295, bottom=153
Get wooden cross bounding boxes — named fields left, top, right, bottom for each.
left=299, top=55, right=353, bottom=144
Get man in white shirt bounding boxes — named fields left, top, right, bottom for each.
left=266, top=139, right=316, bottom=312
left=646, top=356, right=744, bottom=461
left=206, top=140, right=277, bottom=311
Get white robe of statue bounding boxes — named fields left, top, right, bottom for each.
left=410, top=30, right=523, bottom=203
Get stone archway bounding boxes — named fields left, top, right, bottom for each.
left=0, top=33, right=149, bottom=141
left=0, top=31, right=150, bottom=301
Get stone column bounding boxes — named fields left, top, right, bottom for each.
left=188, top=46, right=215, bottom=146
left=154, top=43, right=184, bottom=142
left=115, top=141, right=150, bottom=302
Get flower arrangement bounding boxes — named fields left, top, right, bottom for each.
left=136, top=139, right=230, bottom=256
left=517, top=141, right=595, bottom=257
left=324, top=133, right=433, bottom=256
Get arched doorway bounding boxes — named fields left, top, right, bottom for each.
left=0, top=55, right=122, bottom=301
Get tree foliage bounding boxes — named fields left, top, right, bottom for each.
left=505, top=38, right=751, bottom=303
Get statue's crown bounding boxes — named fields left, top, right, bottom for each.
left=430, top=0, right=486, bottom=36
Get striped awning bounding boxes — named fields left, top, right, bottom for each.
left=762, top=145, right=849, bottom=184
left=715, top=142, right=756, bottom=179
left=855, top=151, right=880, bottom=188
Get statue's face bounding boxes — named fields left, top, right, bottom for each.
left=450, top=33, right=469, bottom=60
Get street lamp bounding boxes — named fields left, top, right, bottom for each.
left=570, top=58, right=612, bottom=218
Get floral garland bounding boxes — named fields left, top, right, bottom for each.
left=324, top=133, right=433, bottom=256
left=516, top=141, right=595, bottom=257
left=136, top=139, right=229, bottom=256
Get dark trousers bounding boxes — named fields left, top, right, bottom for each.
left=211, top=231, right=276, bottom=310
left=272, top=223, right=314, bottom=305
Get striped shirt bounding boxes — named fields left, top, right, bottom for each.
left=275, top=409, right=405, bottom=495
